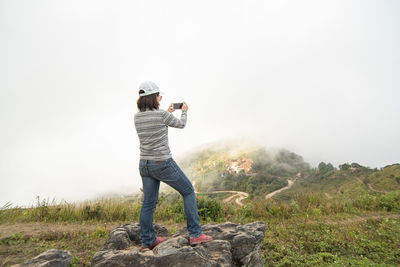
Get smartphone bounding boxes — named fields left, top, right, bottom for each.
left=172, top=103, right=183, bottom=109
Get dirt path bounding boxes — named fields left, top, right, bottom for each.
left=0, top=221, right=122, bottom=239
left=265, top=179, right=295, bottom=200
left=2, top=214, right=398, bottom=241
left=323, top=213, right=400, bottom=225
left=208, top=191, right=249, bottom=207
left=367, top=183, right=388, bottom=193
left=355, top=177, right=388, bottom=194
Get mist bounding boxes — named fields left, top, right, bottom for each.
left=1, top=0, right=399, bottom=207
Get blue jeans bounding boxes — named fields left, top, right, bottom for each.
left=139, top=157, right=202, bottom=247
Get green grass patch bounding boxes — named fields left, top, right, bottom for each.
left=262, top=217, right=400, bottom=266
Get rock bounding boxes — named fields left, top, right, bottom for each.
left=200, top=240, right=232, bottom=267
left=102, top=223, right=169, bottom=250
left=92, top=221, right=265, bottom=267
left=11, top=249, right=72, bottom=267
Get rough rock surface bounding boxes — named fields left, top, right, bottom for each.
left=92, top=221, right=266, bottom=267
left=11, top=249, right=72, bottom=267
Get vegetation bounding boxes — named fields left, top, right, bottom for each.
left=277, top=162, right=400, bottom=202
left=0, top=226, right=109, bottom=267
left=178, top=145, right=400, bottom=204
left=263, top=215, right=400, bottom=266
left=1, top=190, right=400, bottom=266
left=1, top=144, right=400, bottom=266
left=178, top=146, right=310, bottom=196
left=1, top=191, right=400, bottom=224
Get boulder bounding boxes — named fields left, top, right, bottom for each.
left=11, top=249, right=72, bottom=267
left=102, top=223, right=168, bottom=250
left=92, top=221, right=266, bottom=267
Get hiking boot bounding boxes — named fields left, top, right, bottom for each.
left=190, top=233, right=213, bottom=245
left=140, top=236, right=167, bottom=251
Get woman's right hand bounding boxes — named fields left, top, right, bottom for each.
left=182, top=102, right=189, bottom=111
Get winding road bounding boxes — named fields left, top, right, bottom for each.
left=204, top=179, right=297, bottom=206
left=265, top=179, right=296, bottom=200
left=209, top=191, right=249, bottom=207
left=202, top=175, right=388, bottom=206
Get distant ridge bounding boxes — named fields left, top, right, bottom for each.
left=174, top=140, right=400, bottom=201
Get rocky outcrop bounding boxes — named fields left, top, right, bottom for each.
left=92, top=221, right=266, bottom=267
left=11, top=249, right=72, bottom=267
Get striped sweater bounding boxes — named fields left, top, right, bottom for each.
left=134, top=109, right=187, bottom=160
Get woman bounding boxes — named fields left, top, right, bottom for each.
left=134, top=81, right=213, bottom=250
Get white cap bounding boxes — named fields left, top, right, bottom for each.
left=138, top=81, right=164, bottom=96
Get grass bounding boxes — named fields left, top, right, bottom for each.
left=262, top=216, right=400, bottom=266
left=1, top=191, right=399, bottom=266
left=0, top=196, right=143, bottom=224
left=0, top=227, right=108, bottom=266
left=2, top=191, right=400, bottom=224
left=0, top=221, right=186, bottom=266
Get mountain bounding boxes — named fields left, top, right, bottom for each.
left=276, top=162, right=400, bottom=201
left=176, top=141, right=400, bottom=201
left=177, top=142, right=310, bottom=196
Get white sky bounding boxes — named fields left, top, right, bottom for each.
left=1, top=0, right=399, bottom=207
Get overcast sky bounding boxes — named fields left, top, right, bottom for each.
left=1, top=0, right=399, bottom=207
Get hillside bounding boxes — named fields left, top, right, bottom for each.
left=177, top=143, right=310, bottom=197
left=276, top=163, right=400, bottom=201
left=175, top=142, right=400, bottom=202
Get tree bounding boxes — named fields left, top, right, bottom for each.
left=339, top=163, right=350, bottom=170
left=318, top=162, right=327, bottom=172
left=318, top=162, right=334, bottom=173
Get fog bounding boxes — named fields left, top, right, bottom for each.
left=1, top=0, right=399, bottom=207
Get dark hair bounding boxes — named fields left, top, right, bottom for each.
left=137, top=90, right=160, bottom=111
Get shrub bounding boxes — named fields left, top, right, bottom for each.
left=197, top=196, right=223, bottom=221
left=377, top=191, right=400, bottom=211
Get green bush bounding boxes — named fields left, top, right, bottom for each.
left=377, top=191, right=400, bottom=211
left=197, top=196, right=223, bottom=222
